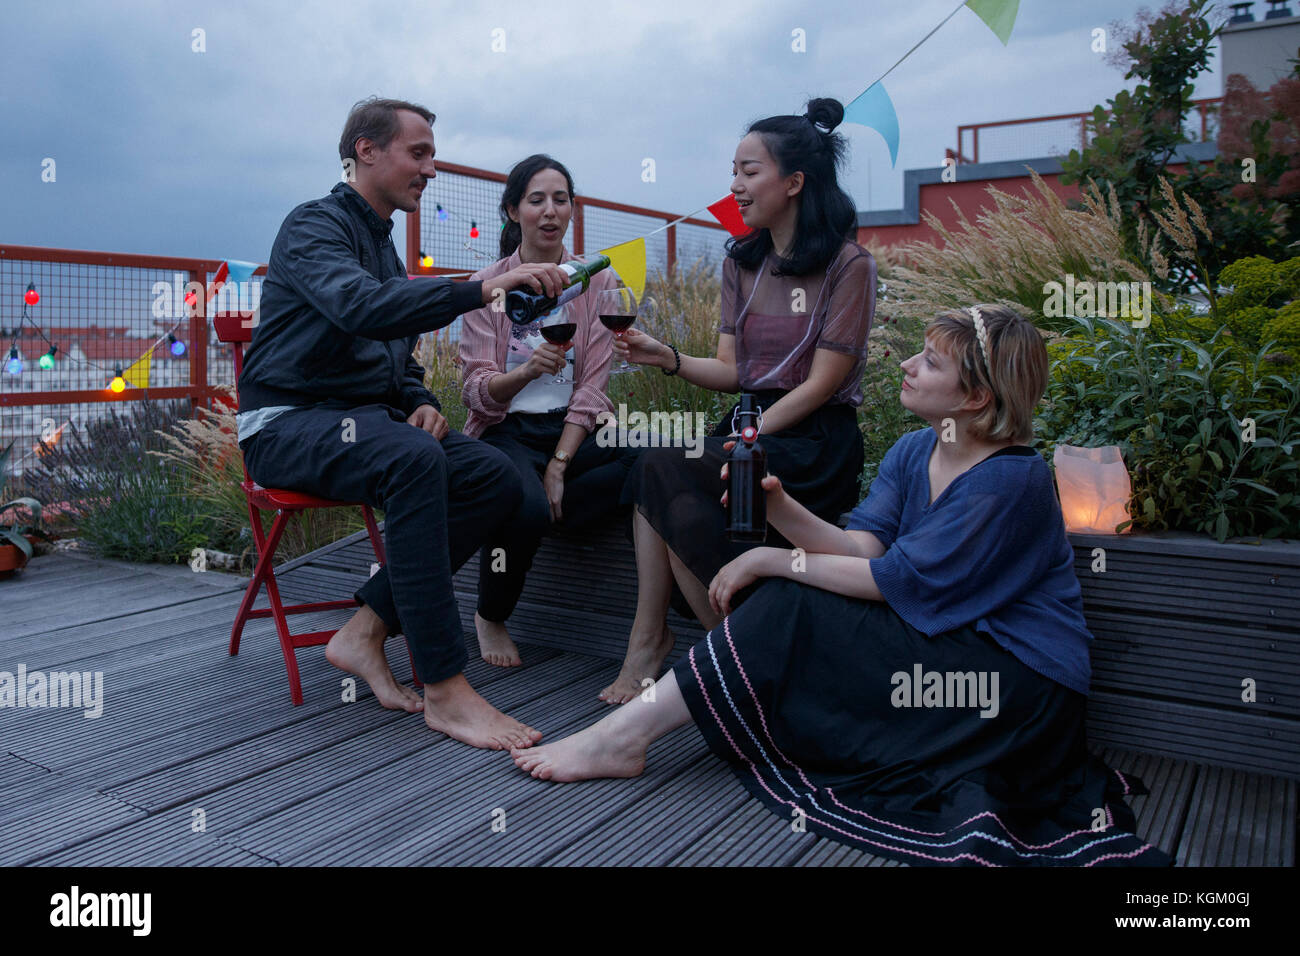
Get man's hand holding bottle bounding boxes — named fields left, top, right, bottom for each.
left=481, top=263, right=570, bottom=306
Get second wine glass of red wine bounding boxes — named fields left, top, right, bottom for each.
left=595, top=287, right=638, bottom=373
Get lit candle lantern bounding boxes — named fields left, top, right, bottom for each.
left=1052, top=444, right=1132, bottom=534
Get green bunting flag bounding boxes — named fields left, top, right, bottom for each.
left=965, top=0, right=1019, bottom=45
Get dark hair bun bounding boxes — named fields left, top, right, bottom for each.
left=804, top=97, right=844, bottom=134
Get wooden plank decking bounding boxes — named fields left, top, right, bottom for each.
left=0, top=551, right=1294, bottom=866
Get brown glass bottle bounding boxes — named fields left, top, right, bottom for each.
left=726, top=394, right=766, bottom=542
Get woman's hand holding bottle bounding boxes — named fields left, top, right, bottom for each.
left=720, top=443, right=787, bottom=511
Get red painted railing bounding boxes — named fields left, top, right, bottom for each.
left=949, top=98, right=1224, bottom=165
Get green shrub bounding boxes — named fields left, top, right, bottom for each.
left=1262, top=302, right=1300, bottom=353
left=1035, top=316, right=1299, bottom=540
left=1217, top=256, right=1294, bottom=312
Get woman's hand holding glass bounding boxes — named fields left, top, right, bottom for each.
left=611, top=327, right=671, bottom=369
left=521, top=341, right=566, bottom=380
left=596, top=287, right=638, bottom=374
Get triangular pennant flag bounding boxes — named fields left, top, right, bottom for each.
left=844, top=82, right=901, bottom=167
left=225, top=259, right=259, bottom=286
left=600, top=237, right=646, bottom=301
left=966, top=0, right=1019, bottom=45
left=206, top=260, right=229, bottom=303
left=123, top=351, right=151, bottom=389
left=707, top=195, right=749, bottom=237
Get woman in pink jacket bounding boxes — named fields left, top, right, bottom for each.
left=459, top=154, right=638, bottom=668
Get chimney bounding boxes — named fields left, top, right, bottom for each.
left=1266, top=1, right=1294, bottom=19
left=1230, top=1, right=1255, bottom=22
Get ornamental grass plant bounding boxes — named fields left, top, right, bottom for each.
left=151, top=389, right=370, bottom=567
left=24, top=401, right=241, bottom=564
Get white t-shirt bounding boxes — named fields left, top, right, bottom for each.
left=506, top=304, right=575, bottom=415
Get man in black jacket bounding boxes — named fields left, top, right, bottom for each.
left=238, top=97, right=565, bottom=750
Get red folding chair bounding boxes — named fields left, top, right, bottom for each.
left=213, top=311, right=420, bottom=705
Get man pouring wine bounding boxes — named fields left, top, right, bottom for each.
left=237, top=97, right=569, bottom=750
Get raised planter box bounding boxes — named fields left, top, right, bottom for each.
left=451, top=524, right=1300, bottom=780
left=1069, top=530, right=1300, bottom=780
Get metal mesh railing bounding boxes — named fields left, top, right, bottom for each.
left=955, top=99, right=1223, bottom=164
left=3, top=165, right=727, bottom=477
left=417, top=168, right=506, bottom=274
left=0, top=248, right=248, bottom=479
left=412, top=161, right=731, bottom=345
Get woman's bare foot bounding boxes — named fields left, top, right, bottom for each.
left=422, top=673, right=543, bottom=750
left=510, top=722, right=645, bottom=782
left=598, top=624, right=674, bottom=705
left=475, top=612, right=522, bottom=667
left=325, top=607, right=423, bottom=712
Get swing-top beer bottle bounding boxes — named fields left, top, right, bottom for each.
left=726, top=393, right=767, bottom=542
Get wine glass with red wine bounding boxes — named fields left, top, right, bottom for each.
left=539, top=311, right=578, bottom=384
left=595, top=287, right=638, bottom=373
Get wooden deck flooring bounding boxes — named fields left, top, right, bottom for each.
left=0, top=551, right=1294, bottom=866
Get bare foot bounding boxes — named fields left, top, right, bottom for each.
left=598, top=624, right=674, bottom=705
left=423, top=673, right=543, bottom=750
left=325, top=607, right=423, bottom=713
left=510, top=723, right=645, bottom=782
left=475, top=612, right=522, bottom=667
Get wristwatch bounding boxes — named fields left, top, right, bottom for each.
left=551, top=449, right=571, bottom=465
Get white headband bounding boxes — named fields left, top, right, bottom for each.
left=968, top=306, right=992, bottom=374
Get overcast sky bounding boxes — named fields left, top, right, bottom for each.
left=1, top=0, right=1228, bottom=263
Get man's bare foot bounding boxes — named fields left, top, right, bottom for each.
left=510, top=722, right=645, bottom=782
left=475, top=612, right=522, bottom=667
left=423, top=673, right=543, bottom=750
left=325, top=607, right=423, bottom=712
left=598, top=624, right=674, bottom=705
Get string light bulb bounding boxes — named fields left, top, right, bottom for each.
left=469, top=221, right=479, bottom=239
left=39, top=347, right=57, bottom=370
left=436, top=204, right=448, bottom=221
left=5, top=347, right=21, bottom=376
left=168, top=333, right=186, bottom=357
left=24, top=283, right=39, bottom=306
left=109, top=366, right=126, bottom=393
left=419, top=250, right=433, bottom=269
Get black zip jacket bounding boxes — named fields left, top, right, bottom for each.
left=239, top=182, right=484, bottom=415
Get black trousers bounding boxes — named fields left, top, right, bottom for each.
left=476, top=411, right=637, bottom=621
left=240, top=403, right=523, bottom=684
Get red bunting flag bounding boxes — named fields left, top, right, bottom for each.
left=707, top=195, right=749, bottom=237
left=206, top=260, right=230, bottom=303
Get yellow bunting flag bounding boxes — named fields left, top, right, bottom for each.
left=966, top=0, right=1019, bottom=45
left=123, top=352, right=151, bottom=389
left=599, top=237, right=646, bottom=301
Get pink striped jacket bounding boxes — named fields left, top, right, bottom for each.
left=458, top=246, right=618, bottom=438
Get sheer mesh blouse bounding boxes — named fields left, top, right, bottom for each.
left=719, top=240, right=876, bottom=405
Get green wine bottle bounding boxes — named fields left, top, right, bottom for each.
left=505, top=254, right=613, bottom=325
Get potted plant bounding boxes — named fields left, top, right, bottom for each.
left=1, top=441, right=44, bottom=579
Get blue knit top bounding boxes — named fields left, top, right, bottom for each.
left=846, top=427, right=1093, bottom=696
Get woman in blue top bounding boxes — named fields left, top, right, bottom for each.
left=511, top=304, right=1169, bottom=867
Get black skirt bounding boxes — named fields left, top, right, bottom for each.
left=672, top=577, right=1169, bottom=867
left=621, top=389, right=864, bottom=616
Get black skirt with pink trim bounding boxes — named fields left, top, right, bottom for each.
left=671, top=577, right=1170, bottom=867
